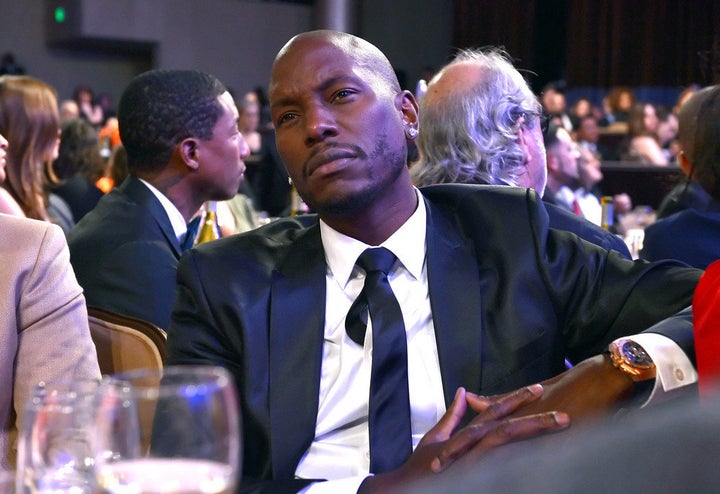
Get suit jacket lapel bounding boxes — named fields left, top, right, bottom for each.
left=120, top=176, right=183, bottom=257
left=424, top=197, right=484, bottom=407
left=268, top=223, right=326, bottom=478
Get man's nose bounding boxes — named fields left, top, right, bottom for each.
left=304, top=107, right=338, bottom=146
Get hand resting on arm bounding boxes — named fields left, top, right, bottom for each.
left=358, top=384, right=569, bottom=493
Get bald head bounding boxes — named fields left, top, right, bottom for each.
left=270, top=30, right=400, bottom=104
left=411, top=48, right=544, bottom=192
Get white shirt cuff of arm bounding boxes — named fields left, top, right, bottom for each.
left=629, top=333, right=698, bottom=406
left=297, top=475, right=370, bottom=494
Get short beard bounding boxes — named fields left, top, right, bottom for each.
left=309, top=135, right=407, bottom=215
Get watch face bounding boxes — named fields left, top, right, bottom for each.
left=622, top=341, right=653, bottom=367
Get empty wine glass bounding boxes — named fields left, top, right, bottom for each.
left=94, top=366, right=241, bottom=494
left=16, top=379, right=100, bottom=493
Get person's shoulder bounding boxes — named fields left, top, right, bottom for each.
left=194, top=214, right=319, bottom=255
left=420, top=183, right=532, bottom=207
left=0, top=214, right=62, bottom=240
left=545, top=203, right=632, bottom=258
left=646, top=208, right=720, bottom=236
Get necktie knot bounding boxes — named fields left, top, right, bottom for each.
left=356, top=247, right=397, bottom=275
left=181, top=216, right=201, bottom=252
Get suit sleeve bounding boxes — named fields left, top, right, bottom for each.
left=528, top=192, right=700, bottom=367
left=14, top=223, right=101, bottom=436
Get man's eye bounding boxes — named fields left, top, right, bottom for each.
left=331, top=89, right=355, bottom=102
left=277, top=113, right=297, bottom=126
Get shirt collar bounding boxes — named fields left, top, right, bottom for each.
left=320, top=188, right=427, bottom=287
left=137, top=177, right=187, bottom=242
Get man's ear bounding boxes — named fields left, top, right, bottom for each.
left=180, top=138, right=200, bottom=171
left=397, top=90, right=419, bottom=129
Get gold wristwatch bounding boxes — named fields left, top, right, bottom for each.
left=608, top=338, right=656, bottom=382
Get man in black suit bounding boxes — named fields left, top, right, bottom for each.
left=68, top=70, right=248, bottom=329
left=410, top=48, right=631, bottom=258
left=167, top=31, right=700, bottom=493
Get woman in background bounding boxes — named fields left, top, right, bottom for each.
left=623, top=101, right=669, bottom=165
left=0, top=75, right=73, bottom=231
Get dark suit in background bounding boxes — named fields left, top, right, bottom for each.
left=167, top=185, right=699, bottom=491
left=68, top=176, right=182, bottom=329
left=545, top=201, right=631, bottom=258
left=640, top=199, right=720, bottom=270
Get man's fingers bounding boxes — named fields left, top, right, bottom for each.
left=473, top=384, right=543, bottom=421
left=419, top=387, right=467, bottom=446
left=431, top=411, right=570, bottom=472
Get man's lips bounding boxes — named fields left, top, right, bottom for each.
left=305, top=147, right=358, bottom=176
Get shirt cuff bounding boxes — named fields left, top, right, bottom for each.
left=297, top=476, right=370, bottom=494
left=627, top=333, right=698, bottom=406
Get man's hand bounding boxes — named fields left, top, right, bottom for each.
left=358, top=385, right=569, bottom=493
left=507, top=354, right=635, bottom=422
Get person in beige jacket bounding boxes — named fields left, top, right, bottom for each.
left=0, top=147, right=101, bottom=469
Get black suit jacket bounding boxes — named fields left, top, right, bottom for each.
left=641, top=198, right=720, bottom=270
left=167, top=184, right=700, bottom=493
left=68, top=176, right=182, bottom=329
left=544, top=202, right=631, bottom=258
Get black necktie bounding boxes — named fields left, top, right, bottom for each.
left=181, top=216, right=201, bottom=252
left=345, top=247, right=412, bottom=473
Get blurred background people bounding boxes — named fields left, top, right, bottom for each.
left=58, top=99, right=80, bottom=123
left=51, top=118, right=107, bottom=222
left=622, top=102, right=669, bottom=165
left=655, top=87, right=713, bottom=220
left=575, top=114, right=617, bottom=160
left=543, top=122, right=582, bottom=212
left=599, top=85, right=635, bottom=128
left=72, top=83, right=104, bottom=128
left=640, top=85, right=720, bottom=269
left=541, top=82, right=573, bottom=131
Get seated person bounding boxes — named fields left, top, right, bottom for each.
left=655, top=89, right=713, bottom=220
left=410, top=49, right=630, bottom=258
left=68, top=70, right=249, bottom=330
left=0, top=132, right=100, bottom=470
left=621, top=102, right=669, bottom=165
left=167, top=31, right=700, bottom=493
left=51, top=118, right=106, bottom=222
left=641, top=85, right=720, bottom=269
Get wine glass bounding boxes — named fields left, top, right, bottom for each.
left=94, top=366, right=241, bottom=494
left=16, top=379, right=100, bottom=493
left=0, top=469, right=15, bottom=493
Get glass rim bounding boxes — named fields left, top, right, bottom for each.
left=101, top=365, right=235, bottom=396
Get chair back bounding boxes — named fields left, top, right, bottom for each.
left=87, top=306, right=167, bottom=376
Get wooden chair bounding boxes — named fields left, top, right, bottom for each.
left=87, top=306, right=167, bottom=376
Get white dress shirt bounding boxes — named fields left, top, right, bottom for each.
left=296, top=190, right=445, bottom=492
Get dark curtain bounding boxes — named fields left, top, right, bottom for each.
left=452, top=0, right=539, bottom=69
left=453, top=0, right=720, bottom=89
